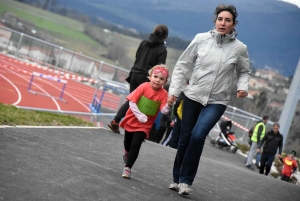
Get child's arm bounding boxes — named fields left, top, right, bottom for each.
left=129, top=101, right=148, bottom=123
left=161, top=95, right=175, bottom=114
left=161, top=104, right=171, bottom=114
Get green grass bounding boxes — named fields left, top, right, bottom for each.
left=0, top=0, right=84, bottom=31
left=236, top=142, right=250, bottom=154
left=0, top=103, right=95, bottom=127
left=0, top=2, right=97, bottom=45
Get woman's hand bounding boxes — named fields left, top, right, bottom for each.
left=237, top=90, right=248, bottom=98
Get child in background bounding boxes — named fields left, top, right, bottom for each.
left=154, top=112, right=174, bottom=144
left=153, top=83, right=174, bottom=144
left=167, top=79, right=188, bottom=149
left=280, top=150, right=298, bottom=182
left=119, top=64, right=173, bottom=179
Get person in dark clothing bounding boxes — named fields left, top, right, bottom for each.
left=153, top=112, right=174, bottom=144
left=149, top=84, right=173, bottom=143
left=248, top=127, right=254, bottom=146
left=147, top=113, right=160, bottom=141
left=220, top=120, right=232, bottom=133
left=257, top=123, right=283, bottom=176
left=167, top=79, right=189, bottom=149
left=219, top=120, right=232, bottom=136
left=215, top=120, right=232, bottom=143
left=108, top=24, right=169, bottom=133
left=167, top=91, right=185, bottom=149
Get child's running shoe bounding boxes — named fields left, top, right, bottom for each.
left=123, top=150, right=129, bottom=164
left=108, top=120, right=120, bottom=134
left=178, top=183, right=192, bottom=195
left=122, top=167, right=131, bottom=179
left=168, top=182, right=179, bottom=191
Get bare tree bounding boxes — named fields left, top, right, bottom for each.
left=106, top=42, right=130, bottom=69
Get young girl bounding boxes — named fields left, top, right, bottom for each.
left=280, top=150, right=298, bottom=182
left=119, top=64, right=172, bottom=179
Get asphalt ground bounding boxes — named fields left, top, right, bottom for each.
left=0, top=127, right=299, bottom=201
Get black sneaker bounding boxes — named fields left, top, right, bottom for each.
left=108, top=120, right=120, bottom=134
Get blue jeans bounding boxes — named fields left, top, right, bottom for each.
left=256, top=152, right=261, bottom=165
left=173, top=96, right=227, bottom=185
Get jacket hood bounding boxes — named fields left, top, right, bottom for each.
left=210, top=28, right=237, bottom=45
left=146, top=34, right=165, bottom=47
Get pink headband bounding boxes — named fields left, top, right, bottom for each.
left=153, top=67, right=168, bottom=77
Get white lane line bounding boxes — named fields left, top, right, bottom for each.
left=0, top=74, right=22, bottom=105
left=41, top=79, right=91, bottom=112
left=2, top=66, right=61, bottom=111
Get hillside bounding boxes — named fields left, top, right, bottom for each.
left=0, top=0, right=182, bottom=71
left=53, top=0, right=300, bottom=77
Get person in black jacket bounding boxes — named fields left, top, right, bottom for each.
left=167, top=79, right=189, bottom=149
left=108, top=24, right=169, bottom=133
left=153, top=112, right=174, bottom=144
left=257, top=123, right=283, bottom=176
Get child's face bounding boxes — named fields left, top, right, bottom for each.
left=149, top=71, right=167, bottom=91
left=288, top=154, right=295, bottom=159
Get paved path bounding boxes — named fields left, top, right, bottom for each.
left=0, top=127, right=299, bottom=200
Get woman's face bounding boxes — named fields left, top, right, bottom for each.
left=215, top=11, right=236, bottom=34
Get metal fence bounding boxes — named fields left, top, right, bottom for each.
left=0, top=26, right=129, bottom=84
left=1, top=25, right=273, bottom=144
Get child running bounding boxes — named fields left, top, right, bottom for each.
left=119, top=64, right=172, bottom=179
left=279, top=150, right=298, bottom=182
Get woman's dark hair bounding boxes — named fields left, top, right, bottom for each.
left=153, top=24, right=168, bottom=40
left=214, top=4, right=238, bottom=24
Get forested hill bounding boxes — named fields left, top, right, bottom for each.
left=16, top=0, right=300, bottom=76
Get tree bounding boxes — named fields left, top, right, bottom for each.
left=106, top=42, right=129, bottom=69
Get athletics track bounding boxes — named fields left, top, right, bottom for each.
left=0, top=53, right=121, bottom=113
left=0, top=53, right=252, bottom=132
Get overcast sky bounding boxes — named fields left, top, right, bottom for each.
left=279, top=0, right=300, bottom=7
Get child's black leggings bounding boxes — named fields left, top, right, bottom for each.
left=124, top=130, right=146, bottom=169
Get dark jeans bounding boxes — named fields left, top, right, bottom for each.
left=168, top=117, right=181, bottom=149
left=259, top=153, right=275, bottom=175
left=173, top=96, right=226, bottom=185
left=124, top=130, right=146, bottom=169
left=114, top=73, right=149, bottom=123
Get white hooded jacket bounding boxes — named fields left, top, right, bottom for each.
left=169, top=29, right=250, bottom=106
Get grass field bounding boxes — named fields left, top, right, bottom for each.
left=0, top=103, right=95, bottom=126
left=0, top=0, right=84, bottom=31
left=0, top=1, right=96, bottom=44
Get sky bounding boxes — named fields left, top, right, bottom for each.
left=279, top=0, right=300, bottom=7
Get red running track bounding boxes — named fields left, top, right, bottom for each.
left=0, top=53, right=122, bottom=112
